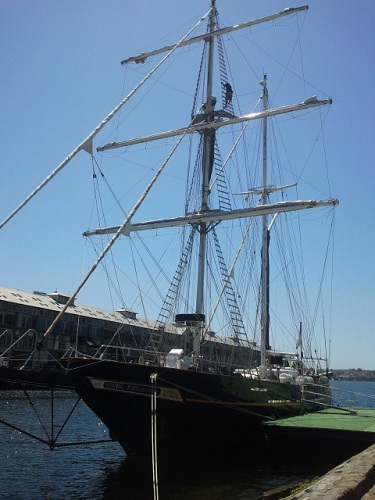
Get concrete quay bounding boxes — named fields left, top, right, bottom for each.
left=285, top=443, right=375, bottom=499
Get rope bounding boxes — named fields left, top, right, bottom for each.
left=21, top=385, right=51, bottom=442
left=150, top=373, right=159, bottom=500
left=0, top=8, right=211, bottom=231
left=21, top=111, right=196, bottom=368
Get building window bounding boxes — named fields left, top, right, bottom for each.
left=21, top=315, right=36, bottom=330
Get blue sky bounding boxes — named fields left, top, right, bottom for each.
left=1, top=1, right=374, bottom=369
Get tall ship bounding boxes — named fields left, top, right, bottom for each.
left=1, top=1, right=338, bottom=457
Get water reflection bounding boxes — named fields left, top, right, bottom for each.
left=100, top=453, right=312, bottom=500
left=1, top=386, right=373, bottom=499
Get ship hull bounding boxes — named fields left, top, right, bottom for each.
left=66, top=359, right=329, bottom=457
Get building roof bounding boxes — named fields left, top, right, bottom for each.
left=0, top=286, right=265, bottom=348
left=0, top=285, right=156, bottom=330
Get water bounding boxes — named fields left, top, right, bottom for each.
left=331, top=380, right=375, bottom=408
left=0, top=390, right=124, bottom=499
left=1, top=381, right=374, bottom=499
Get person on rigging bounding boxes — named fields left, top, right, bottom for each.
left=224, top=82, right=233, bottom=107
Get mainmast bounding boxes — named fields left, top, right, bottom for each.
left=260, top=75, right=270, bottom=367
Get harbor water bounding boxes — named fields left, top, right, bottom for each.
left=331, top=379, right=375, bottom=408
left=0, top=381, right=374, bottom=499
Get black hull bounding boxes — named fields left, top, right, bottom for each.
left=65, top=359, right=328, bottom=457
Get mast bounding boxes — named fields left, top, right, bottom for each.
left=193, top=0, right=217, bottom=355
left=196, top=0, right=216, bottom=316
left=260, top=76, right=270, bottom=367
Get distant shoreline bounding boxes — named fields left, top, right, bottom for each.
left=333, top=369, right=375, bottom=382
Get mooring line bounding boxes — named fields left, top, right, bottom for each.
left=150, top=373, right=159, bottom=500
